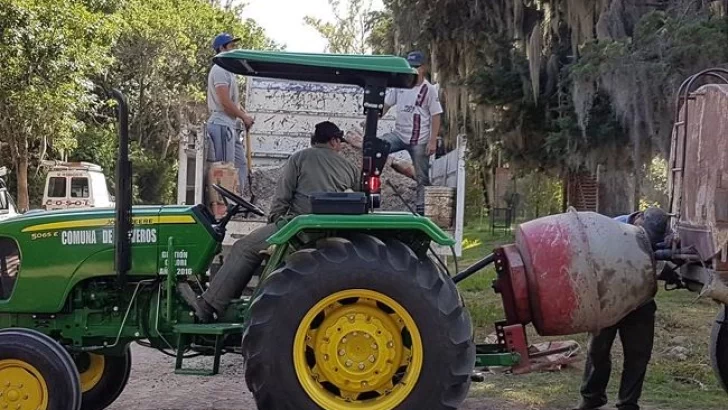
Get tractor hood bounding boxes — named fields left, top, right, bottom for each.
left=0, top=204, right=220, bottom=314
left=0, top=205, right=201, bottom=241
left=0, top=205, right=163, bottom=227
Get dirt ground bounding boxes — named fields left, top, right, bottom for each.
left=107, top=343, right=538, bottom=410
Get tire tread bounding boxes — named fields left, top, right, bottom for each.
left=242, top=234, right=474, bottom=410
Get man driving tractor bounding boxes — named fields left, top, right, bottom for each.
left=179, top=121, right=359, bottom=322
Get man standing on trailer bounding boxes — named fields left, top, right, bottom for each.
left=380, top=51, right=442, bottom=215
left=575, top=207, right=669, bottom=410
left=207, top=33, right=255, bottom=193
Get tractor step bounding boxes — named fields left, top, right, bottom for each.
left=172, top=322, right=245, bottom=376
left=474, top=344, right=520, bottom=367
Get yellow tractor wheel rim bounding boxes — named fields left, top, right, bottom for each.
left=293, top=289, right=423, bottom=410
left=79, top=354, right=105, bottom=393
left=0, top=359, right=48, bottom=410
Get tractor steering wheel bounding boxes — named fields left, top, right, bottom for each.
left=212, top=184, right=265, bottom=217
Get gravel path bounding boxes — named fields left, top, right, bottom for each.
left=107, top=343, right=531, bottom=410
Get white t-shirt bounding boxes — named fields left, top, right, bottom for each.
left=207, top=64, right=240, bottom=128
left=385, top=80, right=443, bottom=145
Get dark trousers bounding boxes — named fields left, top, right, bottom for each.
left=202, top=223, right=278, bottom=313
left=580, top=300, right=656, bottom=410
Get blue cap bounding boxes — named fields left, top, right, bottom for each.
left=406, top=51, right=425, bottom=67
left=212, top=33, right=240, bottom=52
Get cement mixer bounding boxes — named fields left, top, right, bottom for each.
left=454, top=209, right=657, bottom=373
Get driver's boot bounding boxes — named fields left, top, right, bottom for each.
left=177, top=282, right=218, bottom=323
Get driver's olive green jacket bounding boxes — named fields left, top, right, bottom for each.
left=268, top=145, right=359, bottom=223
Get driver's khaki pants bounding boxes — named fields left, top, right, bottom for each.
left=202, top=223, right=279, bottom=313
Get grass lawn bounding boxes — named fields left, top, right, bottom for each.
left=454, top=222, right=727, bottom=409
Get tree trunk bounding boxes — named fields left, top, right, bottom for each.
left=9, top=136, right=30, bottom=212
left=596, top=164, right=636, bottom=217
left=16, top=153, right=29, bottom=212
left=480, top=165, right=493, bottom=211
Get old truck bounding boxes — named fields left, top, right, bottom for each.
left=40, top=160, right=114, bottom=211
left=177, top=75, right=466, bottom=261
left=664, top=67, right=728, bottom=391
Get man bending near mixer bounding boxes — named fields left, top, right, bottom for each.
left=575, top=207, right=670, bottom=410
left=179, top=121, right=359, bottom=322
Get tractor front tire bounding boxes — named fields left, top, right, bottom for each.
left=0, top=328, right=82, bottom=410
left=710, top=304, right=728, bottom=393
left=77, top=346, right=133, bottom=410
left=242, top=234, right=475, bottom=410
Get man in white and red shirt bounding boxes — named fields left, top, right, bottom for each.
left=381, top=51, right=443, bottom=215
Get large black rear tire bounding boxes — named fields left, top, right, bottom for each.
left=242, top=234, right=475, bottom=410
left=0, top=328, right=82, bottom=410
left=710, top=304, right=728, bottom=393
left=77, top=346, right=133, bottom=410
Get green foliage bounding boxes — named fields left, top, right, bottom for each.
left=467, top=34, right=529, bottom=106
left=72, top=125, right=119, bottom=191
left=0, top=0, right=275, bottom=207
left=467, top=62, right=527, bottom=106
left=130, top=145, right=177, bottom=204
left=570, top=39, right=630, bottom=82
left=570, top=9, right=728, bottom=156
left=640, top=156, right=669, bottom=209
left=0, top=0, right=117, bottom=209
left=463, top=162, right=489, bottom=224
left=543, top=88, right=627, bottom=170
left=107, top=0, right=271, bottom=149
left=633, top=10, right=728, bottom=69
left=304, top=0, right=373, bottom=54
left=97, top=0, right=274, bottom=205
left=509, top=171, right=562, bottom=220
left=377, top=0, right=728, bottom=214
left=366, top=7, right=395, bottom=54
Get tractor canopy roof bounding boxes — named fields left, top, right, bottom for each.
left=213, top=49, right=418, bottom=88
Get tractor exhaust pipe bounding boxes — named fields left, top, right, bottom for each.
left=110, top=89, right=132, bottom=288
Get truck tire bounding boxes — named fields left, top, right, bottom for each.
left=710, top=304, right=728, bottom=393
left=77, top=346, right=132, bottom=410
left=0, top=328, right=82, bottom=410
left=243, top=234, right=475, bottom=410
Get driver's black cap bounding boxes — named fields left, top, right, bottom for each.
left=312, top=121, right=344, bottom=144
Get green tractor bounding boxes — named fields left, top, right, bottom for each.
left=0, top=51, right=476, bottom=410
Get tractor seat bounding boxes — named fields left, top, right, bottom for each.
left=309, top=192, right=367, bottom=215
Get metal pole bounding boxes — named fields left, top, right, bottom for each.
left=177, top=131, right=188, bottom=205
left=453, top=253, right=496, bottom=284
left=194, top=126, right=205, bottom=206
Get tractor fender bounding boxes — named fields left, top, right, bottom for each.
left=265, top=213, right=455, bottom=246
